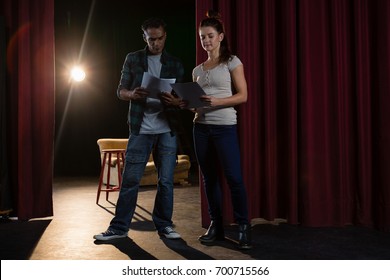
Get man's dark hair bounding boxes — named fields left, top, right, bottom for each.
left=141, top=18, right=167, bottom=32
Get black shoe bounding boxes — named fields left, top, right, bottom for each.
left=238, top=224, right=252, bottom=249
left=198, top=221, right=225, bottom=243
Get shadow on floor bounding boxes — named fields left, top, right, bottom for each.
left=93, top=237, right=216, bottom=260
left=161, top=238, right=215, bottom=260
left=220, top=223, right=390, bottom=260
left=94, top=238, right=158, bottom=260
left=0, top=218, right=52, bottom=260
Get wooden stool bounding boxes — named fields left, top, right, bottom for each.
left=96, top=149, right=125, bottom=204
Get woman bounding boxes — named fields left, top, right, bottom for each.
left=192, top=10, right=252, bottom=249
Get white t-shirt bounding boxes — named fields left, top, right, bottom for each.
left=140, top=54, right=171, bottom=134
left=192, top=55, right=242, bottom=125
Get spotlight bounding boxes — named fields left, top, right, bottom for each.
left=70, top=66, right=86, bottom=82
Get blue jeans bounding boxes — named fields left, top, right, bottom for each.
left=108, top=132, right=177, bottom=234
left=193, top=123, right=249, bottom=225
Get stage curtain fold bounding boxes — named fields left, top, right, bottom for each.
left=196, top=0, right=390, bottom=231
left=1, top=0, right=55, bottom=220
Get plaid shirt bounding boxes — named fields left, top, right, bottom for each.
left=117, top=46, right=184, bottom=134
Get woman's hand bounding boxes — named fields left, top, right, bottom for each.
left=200, top=95, right=220, bottom=108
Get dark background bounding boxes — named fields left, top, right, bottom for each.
left=53, top=0, right=196, bottom=177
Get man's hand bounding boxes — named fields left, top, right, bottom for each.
left=160, top=92, right=185, bottom=107
left=129, top=87, right=149, bottom=101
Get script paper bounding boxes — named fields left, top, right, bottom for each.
left=170, top=82, right=207, bottom=108
left=141, top=72, right=176, bottom=99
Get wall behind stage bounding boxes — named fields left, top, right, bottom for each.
left=54, top=0, right=196, bottom=177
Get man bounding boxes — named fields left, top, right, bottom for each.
left=94, top=18, right=184, bottom=241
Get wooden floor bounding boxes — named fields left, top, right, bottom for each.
left=2, top=176, right=390, bottom=261
left=29, top=177, right=255, bottom=260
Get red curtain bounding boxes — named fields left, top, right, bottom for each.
left=196, top=0, right=390, bottom=231
left=1, top=0, right=55, bottom=220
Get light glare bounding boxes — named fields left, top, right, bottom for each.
left=71, top=67, right=86, bottom=82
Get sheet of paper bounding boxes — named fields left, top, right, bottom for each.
left=170, top=82, right=207, bottom=108
left=141, top=72, right=176, bottom=99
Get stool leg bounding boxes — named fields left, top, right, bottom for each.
left=106, top=152, right=112, bottom=201
left=96, top=152, right=107, bottom=204
left=116, top=152, right=122, bottom=189
left=119, top=151, right=125, bottom=187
